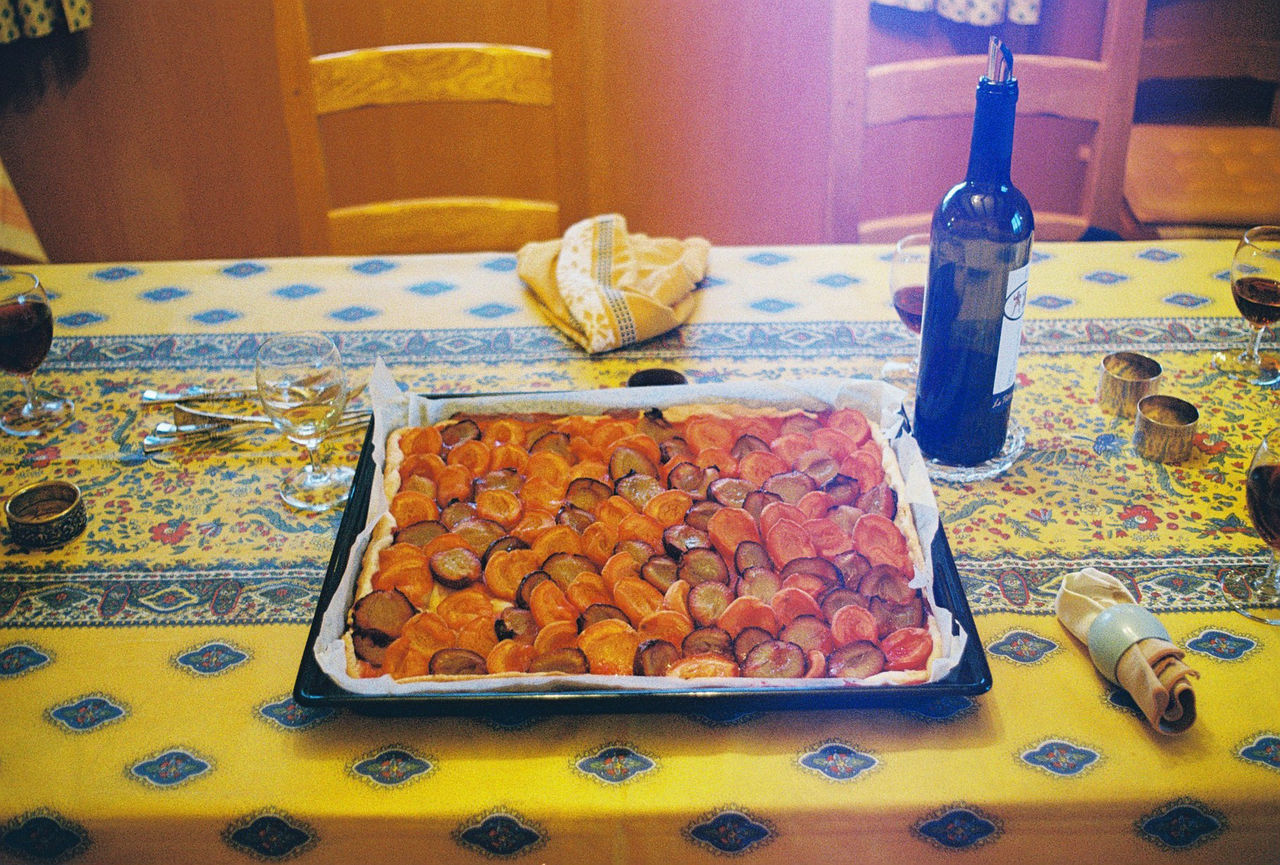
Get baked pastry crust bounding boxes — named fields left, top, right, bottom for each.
left=345, top=403, right=936, bottom=685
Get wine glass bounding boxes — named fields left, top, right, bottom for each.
left=1213, top=225, right=1280, bottom=386
left=0, top=270, right=75, bottom=437
left=255, top=332, right=356, bottom=512
left=882, top=233, right=929, bottom=398
left=1225, top=426, right=1280, bottom=625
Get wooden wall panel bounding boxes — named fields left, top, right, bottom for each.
left=0, top=0, right=1266, bottom=262
left=574, top=1, right=835, bottom=245
left=0, top=0, right=294, bottom=262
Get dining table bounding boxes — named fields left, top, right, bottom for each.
left=1, top=238, right=1277, bottom=864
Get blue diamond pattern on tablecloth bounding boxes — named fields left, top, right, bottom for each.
left=221, top=262, right=266, bottom=279
left=469, top=303, right=517, bottom=319
left=137, top=582, right=200, bottom=614
left=745, top=252, right=791, bottom=267
left=1138, top=248, right=1182, bottom=262
left=698, top=275, right=727, bottom=289
left=1137, top=800, right=1224, bottom=850
left=37, top=587, right=90, bottom=609
left=274, top=283, right=322, bottom=300
left=988, top=631, right=1057, bottom=663
left=1031, top=249, right=1052, bottom=263
left=175, top=642, right=249, bottom=675
left=815, top=273, right=858, bottom=288
left=750, top=298, right=797, bottom=314
left=1152, top=572, right=1208, bottom=595
left=131, top=750, right=211, bottom=787
left=352, top=259, right=396, bottom=275
left=353, top=748, right=433, bottom=786
left=1186, top=629, right=1255, bottom=661
left=0, top=644, right=51, bottom=677
left=685, top=810, right=773, bottom=855
left=48, top=695, right=126, bottom=732
left=1083, top=270, right=1129, bottom=285
left=409, top=281, right=457, bottom=296
left=1, top=812, right=90, bottom=862
left=454, top=813, right=544, bottom=857
left=1239, top=735, right=1280, bottom=770
left=58, top=311, right=107, bottom=328
left=91, top=266, right=141, bottom=281
left=798, top=742, right=877, bottom=780
left=259, top=696, right=335, bottom=731
left=1028, top=295, right=1073, bottom=310
left=1214, top=269, right=1231, bottom=281
left=224, top=813, right=315, bottom=859
left=330, top=306, right=380, bottom=322
left=192, top=309, right=241, bottom=326
left=576, top=746, right=656, bottom=783
left=915, top=806, right=1001, bottom=850
left=1163, top=293, right=1211, bottom=308
left=141, top=286, right=189, bottom=302
left=1021, top=740, right=1099, bottom=776
left=483, top=256, right=518, bottom=272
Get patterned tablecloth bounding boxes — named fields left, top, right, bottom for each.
left=1, top=240, right=1277, bottom=864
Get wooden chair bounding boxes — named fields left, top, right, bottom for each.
left=829, top=0, right=1147, bottom=242
left=1122, top=33, right=1280, bottom=238
left=273, top=0, right=585, bottom=255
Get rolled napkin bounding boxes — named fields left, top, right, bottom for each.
left=517, top=214, right=710, bottom=353
left=1055, top=567, right=1198, bottom=734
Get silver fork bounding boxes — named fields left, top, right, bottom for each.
left=144, top=412, right=370, bottom=454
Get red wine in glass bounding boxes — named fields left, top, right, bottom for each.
left=892, top=285, right=925, bottom=335
left=0, top=271, right=74, bottom=437
left=1246, top=463, right=1280, bottom=550
left=1232, top=276, right=1280, bottom=327
left=0, top=296, right=54, bottom=375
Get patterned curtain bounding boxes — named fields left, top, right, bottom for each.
left=0, top=0, right=93, bottom=113
left=872, top=0, right=1041, bottom=26
left=0, top=0, right=92, bottom=42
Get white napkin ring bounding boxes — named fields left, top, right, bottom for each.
left=1086, top=603, right=1170, bottom=685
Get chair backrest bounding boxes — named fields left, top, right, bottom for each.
left=830, top=0, right=1148, bottom=242
left=274, top=0, right=584, bottom=254
left=1136, top=34, right=1280, bottom=123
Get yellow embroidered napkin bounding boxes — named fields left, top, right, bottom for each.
left=517, top=214, right=710, bottom=353
left=1055, top=567, right=1198, bottom=734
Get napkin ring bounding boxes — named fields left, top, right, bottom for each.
left=5, top=480, right=87, bottom=549
left=1086, top=603, right=1169, bottom=685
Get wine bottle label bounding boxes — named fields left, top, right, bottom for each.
left=991, top=262, right=1029, bottom=396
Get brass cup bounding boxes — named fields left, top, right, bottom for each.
left=1098, top=352, right=1162, bottom=418
left=5, top=480, right=87, bottom=549
left=1133, top=395, right=1199, bottom=464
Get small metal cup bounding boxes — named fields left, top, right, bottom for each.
left=5, top=480, right=87, bottom=549
left=1133, top=395, right=1199, bottom=464
left=1098, top=352, right=1162, bottom=418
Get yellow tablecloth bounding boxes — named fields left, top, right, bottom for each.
left=1, top=241, right=1277, bottom=864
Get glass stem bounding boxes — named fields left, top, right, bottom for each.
left=19, top=374, right=37, bottom=410
left=305, top=443, right=324, bottom=477
left=1248, top=326, right=1267, bottom=363
left=1265, top=549, right=1280, bottom=598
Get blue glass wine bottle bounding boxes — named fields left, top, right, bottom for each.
left=912, top=37, right=1034, bottom=468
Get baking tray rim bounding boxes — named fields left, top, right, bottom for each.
left=294, top=410, right=993, bottom=716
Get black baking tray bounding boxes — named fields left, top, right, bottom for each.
left=294, top=418, right=992, bottom=716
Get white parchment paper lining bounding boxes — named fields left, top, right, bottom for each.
left=312, top=359, right=967, bottom=695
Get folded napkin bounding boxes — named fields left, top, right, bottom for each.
left=1055, top=567, right=1198, bottom=735
left=517, top=214, right=710, bottom=353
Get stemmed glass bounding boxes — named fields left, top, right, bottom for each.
left=1225, top=426, right=1280, bottom=625
left=255, top=332, right=355, bottom=512
left=882, top=233, right=929, bottom=398
left=0, top=270, right=74, bottom=437
left=1213, top=225, right=1280, bottom=386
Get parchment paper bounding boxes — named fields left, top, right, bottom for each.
left=312, top=360, right=967, bottom=695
